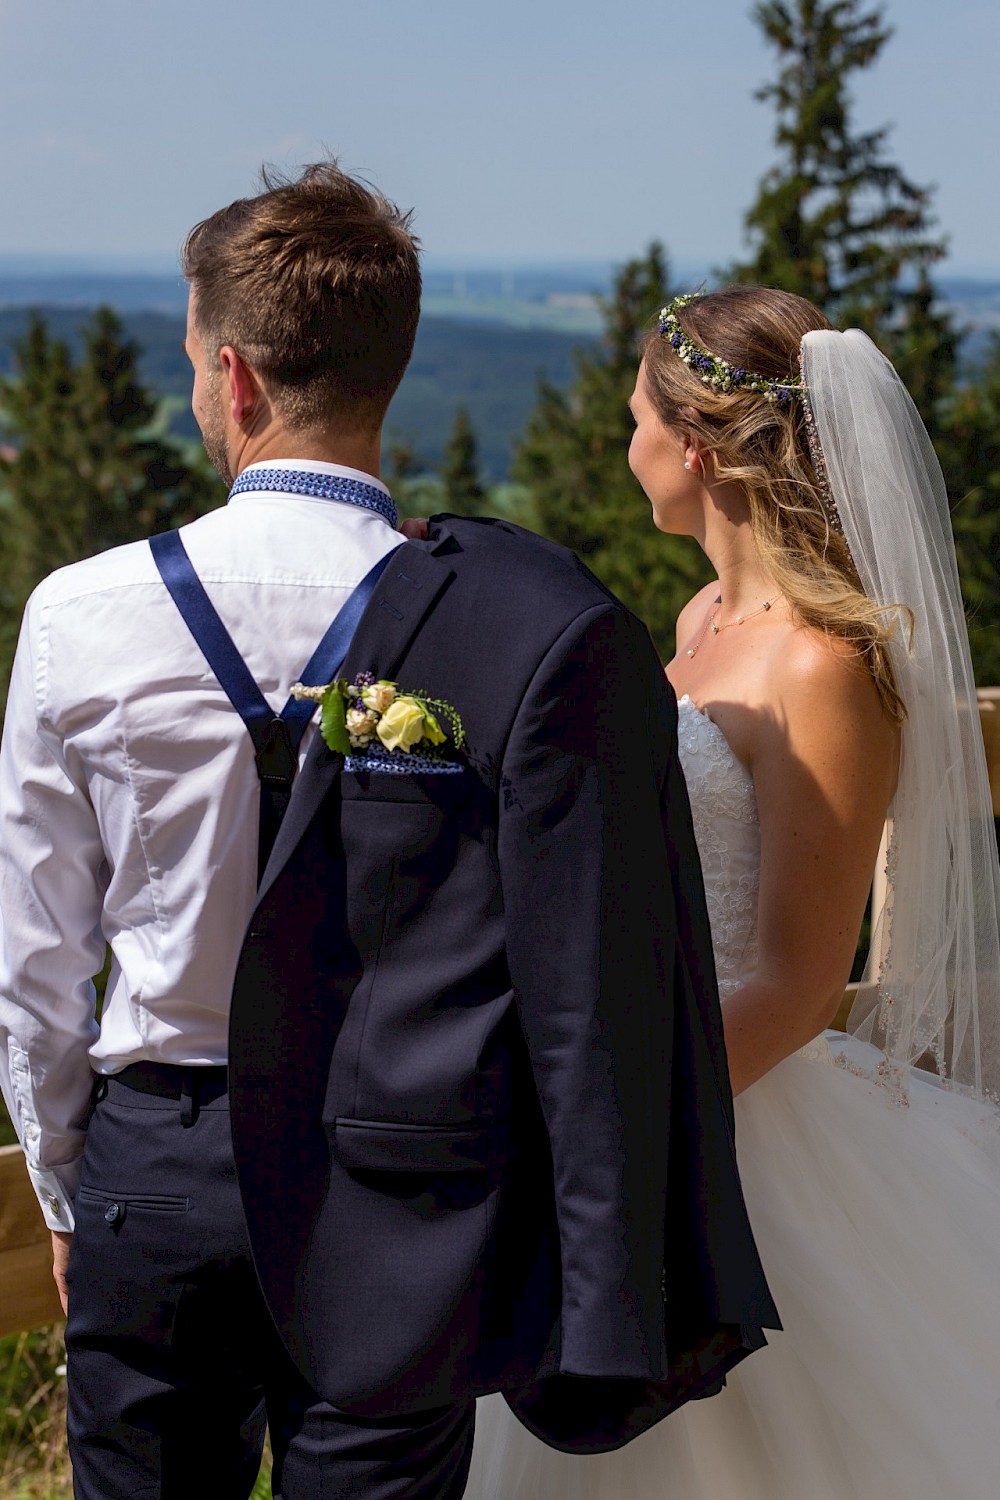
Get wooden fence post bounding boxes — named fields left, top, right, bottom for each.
left=0, top=1146, right=64, bottom=1336
left=979, top=688, right=1000, bottom=818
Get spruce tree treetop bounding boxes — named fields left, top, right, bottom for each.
left=732, top=1, right=998, bottom=684
left=735, top=0, right=955, bottom=420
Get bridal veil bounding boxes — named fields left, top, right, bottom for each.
left=801, top=330, right=1000, bottom=1104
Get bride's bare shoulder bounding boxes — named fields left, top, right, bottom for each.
left=763, top=622, right=899, bottom=783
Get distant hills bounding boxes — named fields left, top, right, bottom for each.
left=2, top=265, right=999, bottom=480
left=0, top=303, right=592, bottom=482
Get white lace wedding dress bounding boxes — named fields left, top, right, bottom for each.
left=466, top=695, right=1000, bottom=1500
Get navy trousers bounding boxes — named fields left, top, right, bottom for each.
left=64, top=1072, right=475, bottom=1500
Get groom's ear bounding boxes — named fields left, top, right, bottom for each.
left=219, top=345, right=266, bottom=427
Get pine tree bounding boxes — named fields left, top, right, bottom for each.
left=382, top=436, right=447, bottom=522
left=440, top=406, right=488, bottom=516
left=514, top=244, right=711, bottom=659
left=733, top=1, right=1000, bottom=682
left=0, top=308, right=223, bottom=698
left=734, top=0, right=956, bottom=423
left=383, top=436, right=421, bottom=496
left=934, top=335, right=1000, bottom=686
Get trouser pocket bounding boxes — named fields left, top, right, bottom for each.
left=76, top=1185, right=190, bottom=1230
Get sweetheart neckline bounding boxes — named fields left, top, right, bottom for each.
left=676, top=694, right=756, bottom=786
left=677, top=692, right=709, bottom=720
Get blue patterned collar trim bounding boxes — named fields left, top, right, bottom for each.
left=229, top=467, right=397, bottom=528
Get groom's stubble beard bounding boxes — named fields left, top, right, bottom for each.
left=199, top=369, right=234, bottom=487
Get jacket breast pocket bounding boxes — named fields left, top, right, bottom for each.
left=326, top=767, right=500, bottom=1123
left=330, top=1118, right=506, bottom=1173
left=339, top=768, right=481, bottom=933
left=340, top=768, right=471, bottom=808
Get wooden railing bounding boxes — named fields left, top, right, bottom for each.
left=3, top=689, right=999, bottom=1338
left=0, top=1145, right=62, bottom=1336
left=979, top=688, right=1000, bottom=815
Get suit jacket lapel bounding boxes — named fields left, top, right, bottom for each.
left=255, top=537, right=458, bottom=903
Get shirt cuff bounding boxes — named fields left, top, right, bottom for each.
left=26, top=1159, right=81, bottom=1232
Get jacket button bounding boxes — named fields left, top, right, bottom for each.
left=104, top=1202, right=120, bottom=1224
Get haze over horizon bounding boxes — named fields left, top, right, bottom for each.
left=3, top=254, right=1000, bottom=284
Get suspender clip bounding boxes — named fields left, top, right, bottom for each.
left=255, top=718, right=297, bottom=787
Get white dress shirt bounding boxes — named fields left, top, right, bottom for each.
left=0, top=459, right=403, bottom=1230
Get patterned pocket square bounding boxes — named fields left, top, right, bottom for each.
left=343, top=745, right=464, bottom=776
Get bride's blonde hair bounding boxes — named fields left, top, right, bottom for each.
left=642, top=286, right=909, bottom=723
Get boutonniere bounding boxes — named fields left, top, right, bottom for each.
left=291, top=670, right=465, bottom=760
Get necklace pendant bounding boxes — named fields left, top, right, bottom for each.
left=686, top=647, right=696, bottom=658
left=735, top=616, right=744, bottom=625
left=710, top=622, right=719, bottom=634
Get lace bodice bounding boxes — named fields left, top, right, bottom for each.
left=676, top=695, right=761, bottom=1001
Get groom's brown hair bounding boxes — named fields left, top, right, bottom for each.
left=182, top=160, right=421, bottom=432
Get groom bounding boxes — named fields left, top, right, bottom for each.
left=0, top=162, right=777, bottom=1499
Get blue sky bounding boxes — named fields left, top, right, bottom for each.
left=1, top=0, right=998, bottom=275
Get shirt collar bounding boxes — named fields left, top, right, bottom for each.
left=228, top=458, right=392, bottom=507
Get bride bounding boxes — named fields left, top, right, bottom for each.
left=466, top=287, right=1000, bottom=1499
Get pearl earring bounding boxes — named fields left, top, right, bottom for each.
left=684, top=460, right=692, bottom=470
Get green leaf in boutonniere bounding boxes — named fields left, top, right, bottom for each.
left=320, top=685, right=351, bottom=756
left=412, top=695, right=465, bottom=750
left=419, top=707, right=447, bottom=746
left=290, top=678, right=353, bottom=756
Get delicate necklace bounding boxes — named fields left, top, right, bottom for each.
left=685, top=593, right=781, bottom=658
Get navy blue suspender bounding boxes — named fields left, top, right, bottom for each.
left=149, top=529, right=393, bottom=880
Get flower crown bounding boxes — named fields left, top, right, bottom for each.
left=657, top=292, right=807, bottom=403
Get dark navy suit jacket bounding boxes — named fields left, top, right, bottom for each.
left=229, top=517, right=779, bottom=1454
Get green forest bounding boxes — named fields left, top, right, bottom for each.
left=0, top=307, right=588, bottom=484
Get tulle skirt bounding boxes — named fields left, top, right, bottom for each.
left=465, top=1036, right=1000, bottom=1500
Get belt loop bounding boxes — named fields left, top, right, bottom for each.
left=179, top=1068, right=198, bottom=1128
left=87, top=1073, right=108, bottom=1128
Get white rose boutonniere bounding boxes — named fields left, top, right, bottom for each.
left=361, top=682, right=396, bottom=714
left=290, top=670, right=464, bottom=761
left=376, top=699, right=428, bottom=752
